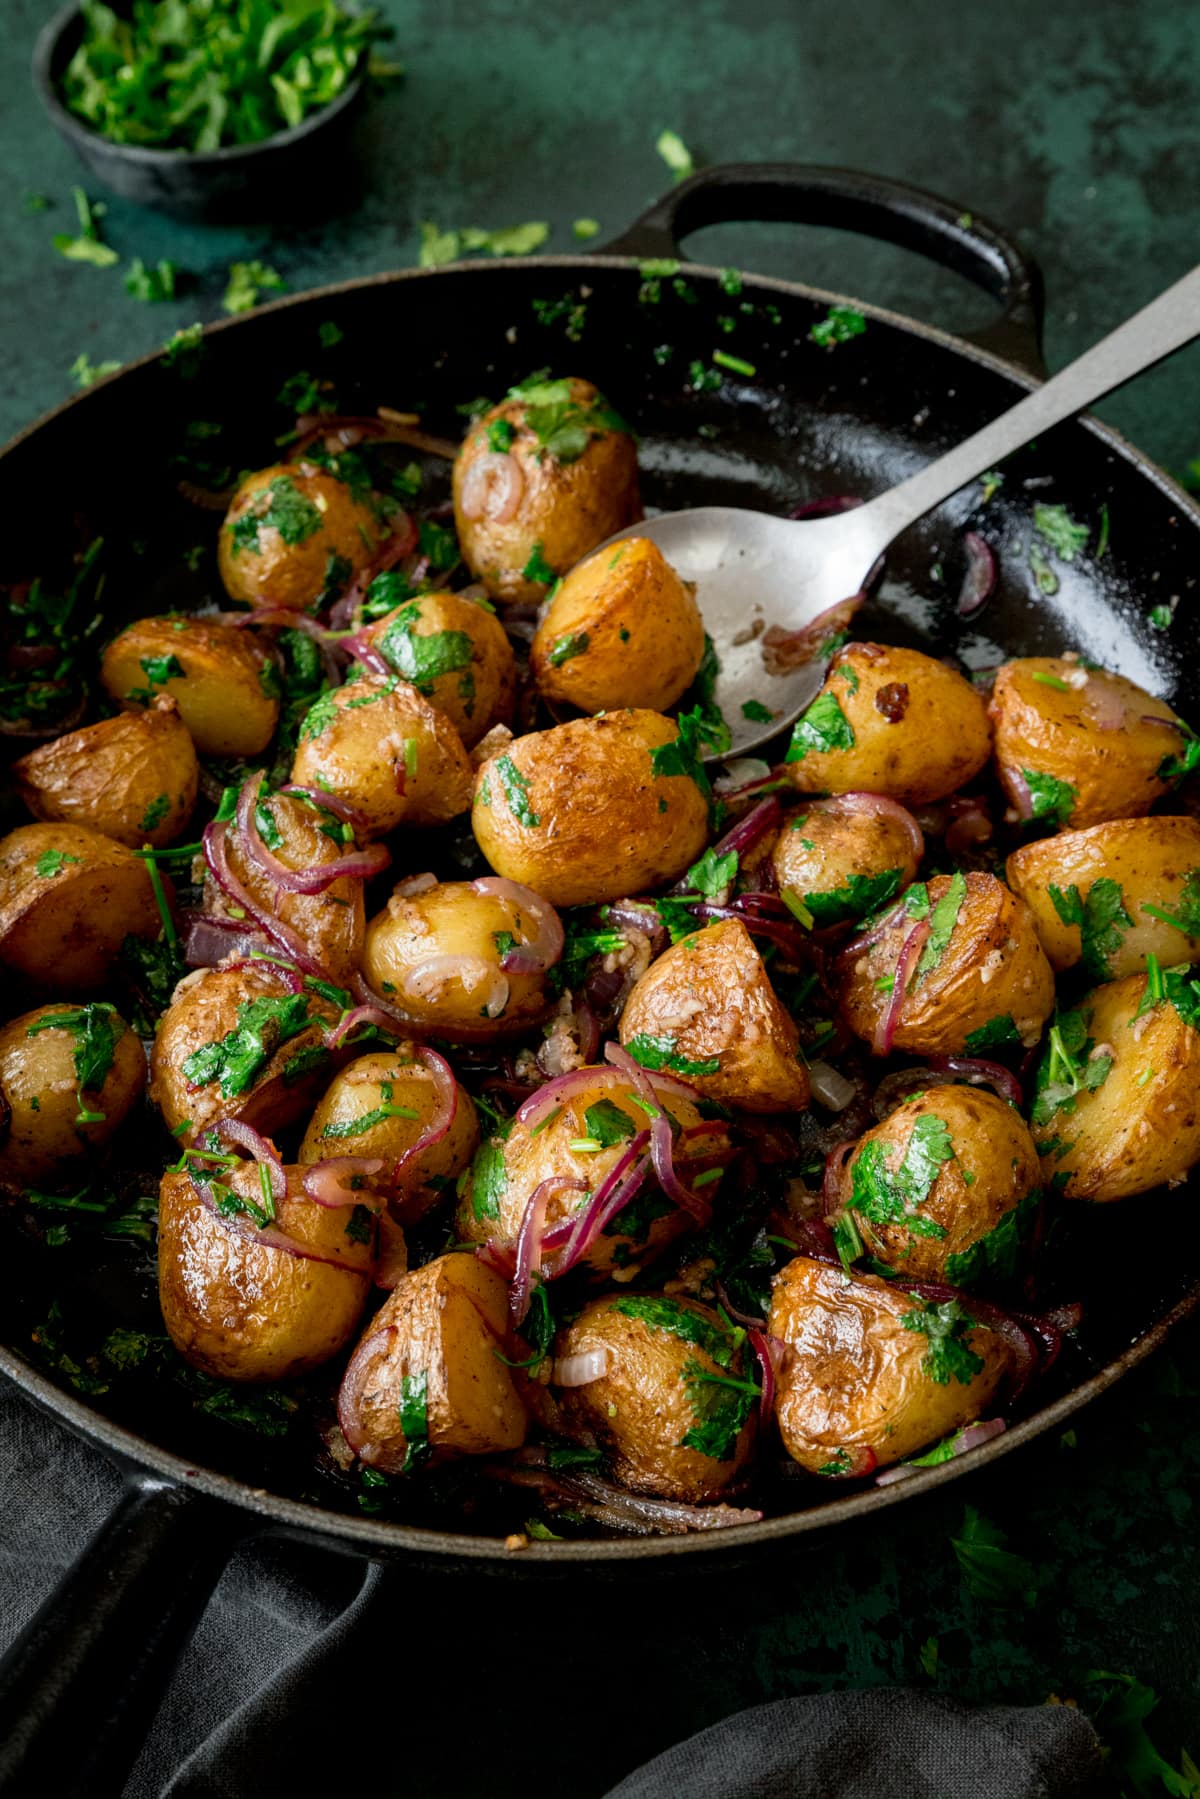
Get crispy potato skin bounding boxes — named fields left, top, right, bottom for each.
left=299, top=1050, right=480, bottom=1225
left=13, top=700, right=198, bottom=849
left=785, top=643, right=991, bottom=804
left=990, top=658, right=1180, bottom=828
left=837, top=871, right=1055, bottom=1055
left=337, top=1254, right=527, bottom=1467
left=0, top=823, right=161, bottom=993
left=453, top=380, right=642, bottom=604
left=771, top=796, right=922, bottom=926
left=1031, top=974, right=1200, bottom=1202
left=290, top=674, right=473, bottom=838
left=100, top=616, right=279, bottom=758
left=1007, top=816, right=1200, bottom=979
left=472, top=710, right=709, bottom=907
left=359, top=591, right=516, bottom=748
left=158, top=1165, right=373, bottom=1381
left=361, top=879, right=555, bottom=1041
left=530, top=537, right=704, bottom=713
left=769, top=1257, right=1013, bottom=1472
left=218, top=463, right=383, bottom=611
left=0, top=1004, right=146, bottom=1190
left=835, top=1087, right=1042, bottom=1285
left=553, top=1295, right=757, bottom=1501
left=619, top=918, right=808, bottom=1114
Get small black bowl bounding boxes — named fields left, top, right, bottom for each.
left=32, top=1, right=367, bottom=220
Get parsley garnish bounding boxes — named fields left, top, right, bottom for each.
left=52, top=186, right=118, bottom=267
left=1139, top=870, right=1200, bottom=939
left=522, top=542, right=557, bottom=586
left=963, top=1014, right=1021, bottom=1054
left=582, top=1098, right=637, bottom=1148
left=741, top=699, right=774, bottom=723
left=469, top=1133, right=510, bottom=1221
left=124, top=257, right=179, bottom=302
left=35, top=849, right=82, bottom=878
left=298, top=689, right=340, bottom=743
left=611, top=1295, right=738, bottom=1364
left=944, top=1187, right=1040, bottom=1288
left=1033, top=503, right=1089, bottom=562
left=229, top=476, right=322, bottom=556
left=139, top=653, right=184, bottom=688
left=848, top=1114, right=954, bottom=1242
left=1048, top=877, right=1132, bottom=981
left=398, top=1371, right=432, bottom=1473
left=900, top=1297, right=985, bottom=1385
left=379, top=602, right=473, bottom=694
left=548, top=631, right=589, bottom=667
left=656, top=128, right=695, bottom=179
left=915, top=871, right=967, bottom=981
left=951, top=1506, right=1040, bottom=1606
left=27, top=1003, right=124, bottom=1121
left=1163, top=964, right=1200, bottom=1030
left=802, top=867, right=903, bottom=929
left=1023, top=768, right=1077, bottom=825
left=785, top=690, right=855, bottom=763
left=181, top=994, right=315, bottom=1099
left=680, top=1359, right=758, bottom=1460
left=1156, top=728, right=1200, bottom=787
left=139, top=793, right=171, bottom=833
left=1031, top=1006, right=1112, bottom=1125
left=494, top=755, right=540, bottom=828
left=809, top=305, right=866, bottom=347
left=624, top=1033, right=720, bottom=1077
left=320, top=1081, right=419, bottom=1138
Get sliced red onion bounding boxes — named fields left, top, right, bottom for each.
left=871, top=1066, right=956, bottom=1120
left=471, top=876, right=564, bottom=975
left=511, top=1176, right=588, bottom=1324
left=603, top=1040, right=700, bottom=1107
left=552, top=1346, right=610, bottom=1387
left=832, top=792, right=925, bottom=868
left=875, top=1418, right=1007, bottom=1488
left=392, top=871, right=438, bottom=897
left=604, top=900, right=669, bottom=960
left=1084, top=679, right=1129, bottom=732
left=1001, top=767, right=1034, bottom=821
left=957, top=533, right=997, bottom=618
left=821, top=1140, right=858, bottom=1215
left=808, top=1060, right=858, bottom=1112
left=545, top=1131, right=652, bottom=1275
left=1140, top=712, right=1186, bottom=733
left=301, top=1158, right=386, bottom=1208
left=515, top=1065, right=617, bottom=1133
left=184, top=913, right=273, bottom=969
left=536, top=1000, right=601, bottom=1076
left=927, top=1055, right=1023, bottom=1108
left=459, top=451, right=525, bottom=524
left=277, top=786, right=371, bottom=834
left=401, top=954, right=509, bottom=1019
left=714, top=757, right=773, bottom=797
left=390, top=1048, right=458, bottom=1186
left=872, top=918, right=929, bottom=1057
left=945, top=798, right=993, bottom=854
left=842, top=898, right=909, bottom=959
left=789, top=494, right=863, bottom=520
left=342, top=635, right=392, bottom=678
left=284, top=414, right=391, bottom=459
left=761, top=593, right=865, bottom=676
left=202, top=821, right=334, bottom=982
left=223, top=608, right=343, bottom=685
left=328, top=517, right=420, bottom=629
left=236, top=771, right=391, bottom=896
left=748, top=1327, right=783, bottom=1422
left=178, top=477, right=235, bottom=511
left=708, top=795, right=783, bottom=864
left=902, top=1279, right=1042, bottom=1405
left=212, top=1119, right=286, bottom=1199
left=324, top=1004, right=405, bottom=1049
left=337, top=1326, right=407, bottom=1468
left=649, top=1111, right=713, bottom=1224
left=189, top=1173, right=349, bottom=1269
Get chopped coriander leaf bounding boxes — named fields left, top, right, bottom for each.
left=318, top=320, right=344, bottom=348
left=963, top=1014, right=1021, bottom=1055
left=53, top=186, right=118, bottom=267
left=494, top=755, right=540, bottom=828
left=161, top=323, right=204, bottom=373
left=741, top=699, right=774, bottom=723
left=521, top=543, right=557, bottom=587
left=1033, top=502, right=1089, bottom=562
left=320, top=1081, right=419, bottom=1137
left=140, top=653, right=184, bottom=687
left=378, top=602, right=472, bottom=694
left=35, top=849, right=82, bottom=878
left=222, top=260, right=286, bottom=316
left=469, top=1135, right=509, bottom=1221
left=809, top=305, right=866, bottom=348
left=124, top=258, right=179, bottom=302
left=612, top=1295, right=739, bottom=1365
left=398, top=1370, right=431, bottom=1472
left=1028, top=544, right=1059, bottom=595
left=1048, top=878, right=1132, bottom=981
left=1163, top=964, right=1200, bottom=1030
left=583, top=1099, right=637, bottom=1147
left=656, top=129, right=695, bottom=179
left=461, top=221, right=549, bottom=256
left=685, top=846, right=738, bottom=905
left=514, top=381, right=627, bottom=465
left=979, top=470, right=1004, bottom=503
left=688, top=359, right=722, bottom=393
left=1140, top=868, right=1200, bottom=938
left=680, top=1358, right=758, bottom=1460
left=915, top=871, right=967, bottom=982
left=625, top=1033, right=720, bottom=1077
left=848, top=1114, right=954, bottom=1243
left=27, top=1004, right=123, bottom=1109
left=900, top=1297, right=985, bottom=1385
left=181, top=994, right=316, bottom=1099
left=1030, top=1005, right=1112, bottom=1124
left=944, top=1187, right=1040, bottom=1288
left=649, top=708, right=716, bottom=805
left=801, top=867, right=903, bottom=929
left=1031, top=671, right=1070, bottom=691
left=139, top=793, right=171, bottom=833
left=71, top=352, right=121, bottom=388
left=1148, top=601, right=1175, bottom=631
left=1022, top=768, right=1077, bottom=825
left=486, top=417, right=516, bottom=452
left=573, top=217, right=600, bottom=239
left=690, top=634, right=731, bottom=758
left=548, top=631, right=589, bottom=667
left=785, top=691, right=855, bottom=763
left=229, top=475, right=322, bottom=556
left=1157, top=727, right=1200, bottom=787
left=719, top=267, right=743, bottom=296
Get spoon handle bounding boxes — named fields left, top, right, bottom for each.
left=866, top=263, right=1200, bottom=544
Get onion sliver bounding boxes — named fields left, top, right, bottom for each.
left=808, top=1059, right=858, bottom=1113
left=472, top=876, right=564, bottom=975
left=237, top=771, right=390, bottom=895
left=401, top=954, right=509, bottom=1019
left=459, top=452, right=524, bottom=524
left=553, top=1347, right=610, bottom=1387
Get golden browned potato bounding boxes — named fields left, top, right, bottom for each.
left=358, top=589, right=516, bottom=748
left=0, top=1002, right=146, bottom=1191
left=769, top=1256, right=1014, bottom=1474
left=361, top=878, right=558, bottom=1041
left=13, top=700, right=198, bottom=849
left=784, top=643, right=991, bottom=804
left=149, top=962, right=340, bottom=1142
left=218, top=463, right=384, bottom=611
left=530, top=537, right=704, bottom=714
left=837, top=870, right=1055, bottom=1056
left=158, top=1163, right=373, bottom=1381
left=771, top=794, right=923, bottom=928
left=100, top=615, right=280, bottom=758
left=990, top=657, right=1182, bottom=829
left=829, top=1087, right=1042, bottom=1286
left=299, top=1049, right=480, bottom=1225
left=1007, top=815, right=1200, bottom=981
left=1029, top=971, right=1200, bottom=1201
left=471, top=710, right=710, bottom=907
left=336, top=1252, right=527, bottom=1469
left=0, top=823, right=161, bottom=993
left=290, top=674, right=473, bottom=839
left=552, top=1294, right=757, bottom=1501
left=618, top=918, right=808, bottom=1114
left=453, top=377, right=641, bottom=604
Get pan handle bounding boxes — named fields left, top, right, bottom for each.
left=0, top=1473, right=239, bottom=1796
left=601, top=162, right=1047, bottom=377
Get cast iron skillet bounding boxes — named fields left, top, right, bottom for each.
left=2, top=164, right=1198, bottom=1794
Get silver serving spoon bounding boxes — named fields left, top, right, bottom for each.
left=605, top=264, right=1200, bottom=761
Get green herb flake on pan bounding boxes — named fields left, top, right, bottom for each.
left=52, top=186, right=118, bottom=267
left=1032, top=502, right=1089, bottom=562
left=809, top=305, right=866, bottom=348
left=712, top=350, right=756, bottom=378
left=655, top=129, right=695, bottom=180
left=70, top=352, right=121, bottom=388
left=1157, top=726, right=1200, bottom=787
left=741, top=699, right=774, bottom=723
left=124, top=258, right=180, bottom=302
left=222, top=260, right=286, bottom=316
left=951, top=1505, right=1041, bottom=1606
left=35, top=850, right=82, bottom=878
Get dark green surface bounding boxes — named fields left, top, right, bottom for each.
left=3, top=0, right=1200, bottom=1784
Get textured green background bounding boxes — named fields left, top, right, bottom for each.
left=3, top=0, right=1200, bottom=1785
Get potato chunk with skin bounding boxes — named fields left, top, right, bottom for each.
left=771, top=794, right=923, bottom=928
left=453, top=377, right=642, bottom=605
left=837, top=870, right=1055, bottom=1056
left=100, top=615, right=279, bottom=758
left=769, top=1257, right=1014, bottom=1474
left=218, top=463, right=385, bottom=611
left=1030, top=971, right=1200, bottom=1202
left=530, top=536, right=704, bottom=714
left=785, top=643, right=991, bottom=805
left=990, top=657, right=1182, bottom=829
left=158, top=1164, right=373, bottom=1382
left=1007, top=816, right=1200, bottom=981
left=0, top=1003, right=146, bottom=1191
left=553, top=1294, right=757, bottom=1502
left=619, top=918, right=809, bottom=1114
left=337, top=1253, right=527, bottom=1469
left=290, top=674, right=473, bottom=839
left=471, top=710, right=710, bottom=908
left=13, top=700, right=198, bottom=849
left=0, top=823, right=161, bottom=993
left=358, top=589, right=516, bottom=748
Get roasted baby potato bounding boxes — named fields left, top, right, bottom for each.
left=471, top=710, right=710, bottom=907
left=290, top=674, right=474, bottom=838
left=1007, top=815, right=1200, bottom=981
left=453, top=377, right=642, bottom=604
left=361, top=877, right=558, bottom=1041
left=100, top=615, right=280, bottom=758
left=358, top=588, right=516, bottom=748
left=769, top=1256, right=1014, bottom=1474
left=785, top=643, right=992, bottom=804
left=990, top=657, right=1183, bottom=829
left=1029, top=970, right=1200, bottom=1202
left=552, top=1293, right=757, bottom=1502
left=149, top=962, right=341, bottom=1142
left=299, top=1049, right=480, bottom=1225
left=158, top=1162, right=373, bottom=1381
left=530, top=536, right=705, bottom=714
left=618, top=918, right=808, bottom=1113
left=218, top=463, right=385, bottom=612
left=837, top=870, right=1055, bottom=1056
left=830, top=1086, right=1042, bottom=1286
left=13, top=699, right=198, bottom=849
left=771, top=793, right=924, bottom=928
left=336, top=1252, right=527, bottom=1469
left=0, top=1002, right=146, bottom=1191
left=0, top=823, right=161, bottom=993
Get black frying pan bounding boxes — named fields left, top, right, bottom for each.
left=2, top=164, right=1198, bottom=1796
